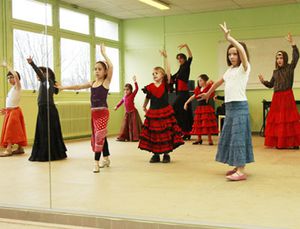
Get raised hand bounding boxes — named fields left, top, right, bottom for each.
left=258, top=74, right=264, bottom=83
left=26, top=56, right=33, bottom=64
left=178, top=44, right=187, bottom=50
left=219, top=22, right=231, bottom=40
left=1, top=60, right=7, bottom=68
left=159, top=50, right=167, bottom=58
left=132, top=75, right=137, bottom=82
left=286, top=33, right=295, bottom=46
left=100, top=43, right=106, bottom=55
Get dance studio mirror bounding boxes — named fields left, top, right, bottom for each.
left=1, top=1, right=300, bottom=229
left=0, top=0, right=53, bottom=208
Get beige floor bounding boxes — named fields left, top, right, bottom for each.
left=0, top=136, right=300, bottom=229
left=0, top=218, right=95, bottom=229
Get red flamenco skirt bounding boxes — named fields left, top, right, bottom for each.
left=265, top=89, right=300, bottom=148
left=91, top=108, right=109, bottom=152
left=1, top=107, right=27, bottom=147
left=138, top=105, right=184, bottom=154
left=190, top=105, right=218, bottom=135
left=117, top=108, right=142, bottom=142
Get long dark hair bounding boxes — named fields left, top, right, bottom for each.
left=226, top=42, right=250, bottom=66
left=197, top=74, right=209, bottom=87
left=124, top=83, right=133, bottom=92
left=176, top=53, right=187, bottom=62
left=39, top=66, right=59, bottom=94
left=7, top=71, right=21, bottom=80
left=275, top=50, right=288, bottom=69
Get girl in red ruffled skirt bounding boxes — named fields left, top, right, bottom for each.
left=184, top=74, right=218, bottom=145
left=138, top=50, right=184, bottom=163
left=259, top=33, right=300, bottom=149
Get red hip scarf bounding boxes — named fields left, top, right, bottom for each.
left=91, top=108, right=109, bottom=152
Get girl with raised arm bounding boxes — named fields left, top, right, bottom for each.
left=27, top=57, right=67, bottom=161
left=258, top=33, right=300, bottom=149
left=171, top=44, right=194, bottom=140
left=138, top=50, right=184, bottom=163
left=199, top=22, right=254, bottom=181
left=114, top=75, right=142, bottom=142
left=57, top=44, right=113, bottom=173
left=0, top=64, right=27, bottom=157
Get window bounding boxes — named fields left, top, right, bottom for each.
left=12, top=0, right=52, bottom=26
left=13, top=29, right=53, bottom=90
left=60, top=38, right=90, bottom=88
left=59, top=8, right=89, bottom=34
left=96, top=45, right=120, bottom=92
left=95, top=18, right=119, bottom=41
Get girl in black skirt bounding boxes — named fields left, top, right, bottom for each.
left=27, top=56, right=67, bottom=161
left=171, top=44, right=194, bottom=140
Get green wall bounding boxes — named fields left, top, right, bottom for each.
left=123, top=3, right=300, bottom=132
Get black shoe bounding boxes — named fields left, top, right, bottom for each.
left=192, top=140, right=203, bottom=145
left=150, top=154, right=160, bottom=163
left=182, top=135, right=191, bottom=140
left=293, top=146, right=299, bottom=150
left=162, top=154, right=171, bottom=163
left=209, top=141, right=214, bottom=145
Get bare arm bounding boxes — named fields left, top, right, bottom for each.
left=56, top=82, right=92, bottom=91
left=178, top=44, right=192, bottom=58
left=143, top=98, right=150, bottom=113
left=220, top=22, right=248, bottom=71
left=160, top=50, right=171, bottom=83
left=197, top=78, right=224, bottom=101
left=100, top=44, right=113, bottom=87
left=2, top=62, right=21, bottom=90
left=184, top=95, right=195, bottom=110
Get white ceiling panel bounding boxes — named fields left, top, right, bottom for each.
left=61, top=0, right=300, bottom=19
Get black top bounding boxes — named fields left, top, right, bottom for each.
left=91, top=84, right=109, bottom=108
left=263, top=45, right=299, bottom=92
left=29, top=62, right=55, bottom=106
left=142, top=83, right=169, bottom=110
left=172, top=57, right=193, bottom=82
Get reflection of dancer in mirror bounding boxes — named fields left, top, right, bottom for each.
left=171, top=44, right=193, bottom=140
left=56, top=44, right=112, bottom=173
left=114, top=75, right=142, bottom=142
left=0, top=64, right=27, bottom=157
left=184, top=74, right=218, bottom=145
left=138, top=50, right=184, bottom=163
left=258, top=33, right=300, bottom=149
left=27, top=57, right=67, bottom=161
left=199, top=22, right=254, bottom=181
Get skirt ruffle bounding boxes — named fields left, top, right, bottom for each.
left=190, top=105, right=218, bottom=135
left=216, top=101, right=254, bottom=167
left=117, top=109, right=142, bottom=142
left=138, top=105, right=184, bottom=154
left=265, top=89, right=300, bottom=148
left=0, top=107, right=27, bottom=147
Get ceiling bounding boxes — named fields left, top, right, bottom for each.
left=61, top=0, right=300, bottom=19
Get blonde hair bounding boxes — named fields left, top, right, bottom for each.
left=153, top=66, right=168, bottom=83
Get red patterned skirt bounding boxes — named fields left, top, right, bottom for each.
left=138, top=105, right=184, bottom=154
left=190, top=105, right=218, bottom=135
left=1, top=107, right=27, bottom=147
left=265, top=89, right=300, bottom=148
left=117, top=108, right=142, bottom=142
left=91, top=108, right=109, bottom=152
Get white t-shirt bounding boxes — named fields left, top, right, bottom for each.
left=6, top=86, right=21, bottom=108
left=223, top=63, right=251, bottom=103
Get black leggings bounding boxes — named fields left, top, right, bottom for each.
left=94, top=137, right=110, bottom=161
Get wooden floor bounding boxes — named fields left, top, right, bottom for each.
left=0, top=135, right=300, bottom=229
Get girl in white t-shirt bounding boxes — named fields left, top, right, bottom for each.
left=0, top=67, right=27, bottom=157
left=199, top=22, right=254, bottom=181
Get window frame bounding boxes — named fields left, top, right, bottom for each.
left=6, top=0, right=122, bottom=94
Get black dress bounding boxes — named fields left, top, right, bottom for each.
left=29, top=62, right=67, bottom=161
left=171, top=57, right=194, bottom=137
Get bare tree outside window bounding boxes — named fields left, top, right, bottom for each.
left=13, top=29, right=53, bottom=90
left=60, top=38, right=90, bottom=90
